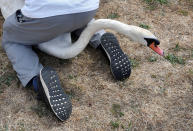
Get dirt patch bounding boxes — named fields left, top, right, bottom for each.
left=0, top=0, right=193, bottom=130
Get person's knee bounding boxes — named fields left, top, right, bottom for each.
left=1, top=26, right=9, bottom=50
left=1, top=31, right=13, bottom=51
left=3, top=19, right=12, bottom=33
left=1, top=39, right=8, bottom=50
left=2, top=16, right=16, bottom=49
left=3, top=12, right=17, bottom=32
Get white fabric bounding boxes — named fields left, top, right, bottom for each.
left=21, top=0, right=99, bottom=18
left=0, top=0, right=24, bottom=19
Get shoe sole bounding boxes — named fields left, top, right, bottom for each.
left=40, top=67, right=72, bottom=121
left=100, top=33, right=131, bottom=80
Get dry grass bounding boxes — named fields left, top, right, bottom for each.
left=0, top=0, right=193, bottom=130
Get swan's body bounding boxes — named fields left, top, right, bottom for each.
left=0, top=0, right=164, bottom=59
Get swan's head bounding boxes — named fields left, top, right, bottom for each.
left=128, top=26, right=164, bottom=56
left=144, top=37, right=164, bottom=56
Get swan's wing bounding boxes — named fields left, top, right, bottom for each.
left=38, top=33, right=72, bottom=55
left=0, top=0, right=24, bottom=19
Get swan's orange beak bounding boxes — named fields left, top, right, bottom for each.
left=149, top=42, right=164, bottom=56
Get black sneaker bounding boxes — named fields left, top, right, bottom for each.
left=100, top=33, right=131, bottom=80
left=38, top=66, right=72, bottom=121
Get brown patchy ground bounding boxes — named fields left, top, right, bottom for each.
left=0, top=0, right=193, bottom=130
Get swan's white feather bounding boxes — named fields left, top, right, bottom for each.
left=0, top=0, right=157, bottom=59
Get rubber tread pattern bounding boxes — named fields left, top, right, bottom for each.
left=40, top=67, right=72, bottom=121
left=101, top=33, right=131, bottom=80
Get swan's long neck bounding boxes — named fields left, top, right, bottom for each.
left=65, top=19, right=148, bottom=58
left=1, top=1, right=160, bottom=59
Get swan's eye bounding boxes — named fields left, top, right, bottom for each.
left=144, top=38, right=164, bottom=56
left=144, top=38, right=160, bottom=47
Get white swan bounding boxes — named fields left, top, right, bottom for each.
left=0, top=0, right=164, bottom=59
